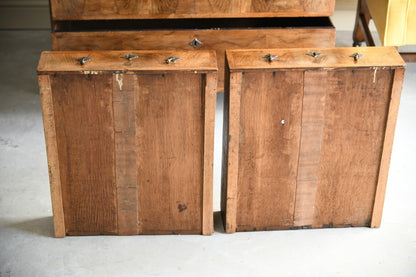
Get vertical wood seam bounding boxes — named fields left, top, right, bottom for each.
left=371, top=67, right=405, bottom=227
left=292, top=70, right=306, bottom=227
left=39, top=74, right=66, bottom=238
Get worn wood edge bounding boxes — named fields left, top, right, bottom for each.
left=224, top=72, right=242, bottom=233
left=50, top=12, right=335, bottom=21
left=226, top=47, right=406, bottom=71
left=37, top=50, right=218, bottom=73
left=202, top=73, right=217, bottom=235
left=38, top=75, right=66, bottom=238
left=371, top=67, right=406, bottom=227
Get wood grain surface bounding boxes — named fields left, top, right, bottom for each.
left=50, top=0, right=335, bottom=20
left=371, top=67, right=405, bottom=227
left=39, top=51, right=217, bottom=236
left=38, top=75, right=66, bottom=238
left=223, top=47, right=405, bottom=232
left=293, top=70, right=327, bottom=227
left=226, top=47, right=405, bottom=71
left=51, top=28, right=335, bottom=91
left=38, top=50, right=217, bottom=73
left=311, top=68, right=393, bottom=228
left=235, top=70, right=303, bottom=231
left=113, top=73, right=139, bottom=235
left=51, top=74, right=118, bottom=235
left=136, top=72, right=204, bottom=234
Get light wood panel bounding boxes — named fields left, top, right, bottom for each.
left=50, top=74, right=118, bottom=235
left=50, top=0, right=335, bottom=20
left=222, top=47, right=405, bottom=233
left=226, top=47, right=405, bottom=71
left=38, top=50, right=217, bottom=236
left=312, top=68, right=393, bottom=228
left=136, top=72, right=204, bottom=234
left=235, top=70, right=303, bottom=232
left=38, top=75, right=66, bottom=238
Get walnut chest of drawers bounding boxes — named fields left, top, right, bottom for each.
left=38, top=50, right=217, bottom=237
left=221, top=47, right=405, bottom=233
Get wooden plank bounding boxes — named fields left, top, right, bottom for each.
left=235, top=70, right=303, bottom=231
left=293, top=70, right=327, bottom=227
left=136, top=72, right=204, bottom=234
left=50, top=0, right=335, bottom=20
left=37, top=50, right=217, bottom=74
left=38, top=75, right=66, bottom=238
left=202, top=73, right=217, bottom=235
left=226, top=47, right=405, bottom=71
left=50, top=74, right=118, bottom=235
left=50, top=28, right=336, bottom=91
left=371, top=67, right=405, bottom=227
left=224, top=72, right=242, bottom=233
left=312, top=68, right=393, bottom=228
left=113, top=73, right=139, bottom=235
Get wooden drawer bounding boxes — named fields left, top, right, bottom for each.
left=51, top=17, right=336, bottom=91
left=222, top=47, right=405, bottom=233
left=38, top=50, right=217, bottom=237
left=50, top=0, right=335, bottom=21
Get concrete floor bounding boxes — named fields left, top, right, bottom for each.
left=0, top=29, right=415, bottom=276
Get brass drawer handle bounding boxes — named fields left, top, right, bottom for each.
left=189, top=38, right=203, bottom=48
left=121, top=54, right=138, bottom=61
left=165, top=56, right=181, bottom=64
left=263, top=53, right=279, bottom=62
left=350, top=52, right=364, bottom=61
left=306, top=51, right=322, bottom=58
left=77, top=56, right=92, bottom=65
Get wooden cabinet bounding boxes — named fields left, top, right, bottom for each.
left=222, top=47, right=405, bottom=233
left=50, top=0, right=335, bottom=20
left=38, top=50, right=217, bottom=237
left=51, top=17, right=335, bottom=91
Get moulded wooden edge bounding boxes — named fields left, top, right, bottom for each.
left=371, top=67, right=406, bottom=227
left=37, top=50, right=218, bottom=74
left=38, top=75, right=66, bottom=238
left=226, top=47, right=406, bottom=71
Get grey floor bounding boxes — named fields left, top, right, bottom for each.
left=0, top=30, right=415, bottom=276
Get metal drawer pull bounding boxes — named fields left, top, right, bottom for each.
left=165, top=56, right=181, bottom=64
left=189, top=38, right=203, bottom=48
left=350, top=53, right=364, bottom=61
left=121, top=54, right=138, bottom=61
left=77, top=56, right=92, bottom=65
left=306, top=51, right=322, bottom=58
left=263, top=54, right=279, bottom=62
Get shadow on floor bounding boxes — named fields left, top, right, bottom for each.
left=213, top=211, right=225, bottom=234
left=9, top=216, right=55, bottom=238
